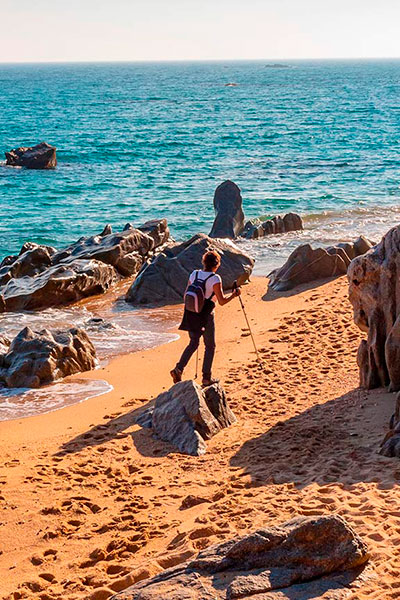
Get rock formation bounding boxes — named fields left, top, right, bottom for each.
left=380, top=392, right=400, bottom=457
left=136, top=380, right=236, bottom=455
left=209, top=180, right=245, bottom=239
left=126, top=233, right=254, bottom=305
left=0, top=220, right=170, bottom=313
left=348, top=225, right=400, bottom=391
left=242, top=213, right=303, bottom=239
left=269, top=236, right=374, bottom=292
left=112, top=514, right=369, bottom=599
left=5, top=142, right=57, bottom=169
left=0, top=326, right=96, bottom=388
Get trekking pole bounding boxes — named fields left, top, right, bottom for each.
left=233, top=281, right=261, bottom=362
left=194, top=347, right=199, bottom=379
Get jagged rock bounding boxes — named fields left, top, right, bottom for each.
left=5, top=142, right=57, bottom=169
left=138, top=218, right=171, bottom=248
left=126, top=233, right=254, bottom=305
left=111, top=515, right=368, bottom=600
left=0, top=259, right=116, bottom=312
left=270, top=236, right=374, bottom=292
left=348, top=226, right=400, bottom=391
left=0, top=326, right=96, bottom=388
left=242, top=213, right=303, bottom=240
left=209, top=181, right=245, bottom=239
left=380, top=392, right=400, bottom=457
left=136, top=380, right=236, bottom=456
left=0, top=244, right=56, bottom=286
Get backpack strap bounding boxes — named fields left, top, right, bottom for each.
left=204, top=273, right=216, bottom=299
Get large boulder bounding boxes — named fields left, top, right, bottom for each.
left=0, top=326, right=96, bottom=388
left=126, top=233, right=254, bottom=305
left=5, top=142, right=57, bottom=169
left=112, top=515, right=368, bottom=600
left=0, top=259, right=116, bottom=312
left=269, top=236, right=374, bottom=292
left=348, top=225, right=400, bottom=391
left=136, top=380, right=236, bottom=456
left=0, top=243, right=56, bottom=286
left=242, top=213, right=303, bottom=239
left=209, top=181, right=245, bottom=239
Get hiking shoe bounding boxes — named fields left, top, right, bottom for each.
left=170, top=367, right=182, bottom=384
left=202, top=377, right=219, bottom=387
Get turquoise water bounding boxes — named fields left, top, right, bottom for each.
left=1, top=59, right=400, bottom=265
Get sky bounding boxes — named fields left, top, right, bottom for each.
left=1, top=0, right=400, bottom=63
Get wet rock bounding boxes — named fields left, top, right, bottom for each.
left=270, top=236, right=374, bottom=292
left=135, top=380, right=236, bottom=456
left=111, top=515, right=368, bottom=600
left=348, top=226, right=400, bottom=391
left=209, top=181, right=245, bottom=239
left=0, top=326, right=96, bottom=388
left=0, top=244, right=56, bottom=286
left=126, top=233, right=254, bottom=305
left=5, top=142, right=57, bottom=169
left=1, top=259, right=117, bottom=312
left=242, top=213, right=303, bottom=240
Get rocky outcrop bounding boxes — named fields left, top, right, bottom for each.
left=348, top=225, right=400, bottom=391
left=0, top=326, right=96, bottom=388
left=209, top=181, right=245, bottom=239
left=5, top=142, right=57, bottom=169
left=380, top=392, right=400, bottom=457
left=0, top=220, right=170, bottom=313
left=126, top=233, right=254, bottom=305
left=242, top=213, right=303, bottom=239
left=112, top=515, right=368, bottom=599
left=269, top=236, right=374, bottom=292
left=136, top=380, right=236, bottom=455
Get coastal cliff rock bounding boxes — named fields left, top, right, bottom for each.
left=348, top=225, right=400, bottom=391
left=0, top=259, right=117, bottom=312
left=5, top=142, right=57, bottom=169
left=242, top=212, right=303, bottom=239
left=269, top=236, right=374, bottom=292
left=209, top=180, right=245, bottom=239
left=0, top=326, right=96, bottom=388
left=126, top=233, right=254, bottom=305
left=0, top=220, right=171, bottom=313
left=136, top=380, right=236, bottom=456
left=111, top=514, right=368, bottom=599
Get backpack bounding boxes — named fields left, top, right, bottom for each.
left=184, top=271, right=215, bottom=313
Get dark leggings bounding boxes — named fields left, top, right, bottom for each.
left=176, top=313, right=216, bottom=379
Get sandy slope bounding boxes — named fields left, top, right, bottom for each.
left=0, top=276, right=399, bottom=600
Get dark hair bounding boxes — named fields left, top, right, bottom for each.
left=202, top=250, right=221, bottom=271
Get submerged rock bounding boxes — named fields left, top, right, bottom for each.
left=209, top=180, right=245, bottom=239
left=242, top=213, right=303, bottom=239
left=5, top=142, right=57, bottom=169
left=0, top=326, right=96, bottom=388
left=111, top=514, right=368, bottom=599
left=349, top=225, right=400, bottom=391
left=126, top=233, right=254, bottom=305
left=269, top=236, right=374, bottom=292
left=136, top=380, right=236, bottom=456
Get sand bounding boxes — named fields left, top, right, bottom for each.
left=0, top=275, right=399, bottom=600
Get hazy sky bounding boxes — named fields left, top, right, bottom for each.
left=1, top=0, right=400, bottom=63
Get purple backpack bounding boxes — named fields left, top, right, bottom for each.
left=184, top=271, right=214, bottom=313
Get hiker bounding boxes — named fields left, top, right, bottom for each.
left=170, top=249, right=241, bottom=387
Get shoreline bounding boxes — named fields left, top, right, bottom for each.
left=0, top=275, right=399, bottom=599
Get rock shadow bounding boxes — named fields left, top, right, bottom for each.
left=230, top=387, right=396, bottom=489
left=262, top=276, right=338, bottom=301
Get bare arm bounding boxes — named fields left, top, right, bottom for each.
left=213, top=281, right=240, bottom=306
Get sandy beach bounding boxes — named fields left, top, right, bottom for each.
left=0, top=275, right=399, bottom=600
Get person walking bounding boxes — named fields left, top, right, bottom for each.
left=170, top=249, right=241, bottom=387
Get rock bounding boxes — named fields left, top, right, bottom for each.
left=126, top=233, right=254, bottom=306
left=270, top=237, right=374, bottom=292
left=0, top=259, right=116, bottom=312
left=242, top=213, right=303, bottom=240
left=0, top=244, right=56, bottom=286
left=0, top=326, right=96, bottom=388
left=135, top=380, right=236, bottom=456
left=209, top=181, right=245, bottom=239
left=111, top=515, right=368, bottom=600
left=138, top=218, right=171, bottom=248
left=380, top=392, right=400, bottom=457
left=348, top=226, right=400, bottom=390
left=5, top=142, right=57, bottom=169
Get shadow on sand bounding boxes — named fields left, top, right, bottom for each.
left=262, top=276, right=339, bottom=301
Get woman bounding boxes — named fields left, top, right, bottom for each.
left=170, top=249, right=241, bottom=387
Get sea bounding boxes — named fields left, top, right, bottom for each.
left=1, top=59, right=400, bottom=418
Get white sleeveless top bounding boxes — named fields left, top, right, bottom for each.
left=188, top=270, right=222, bottom=300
